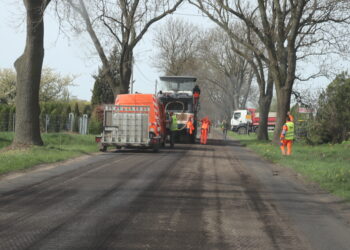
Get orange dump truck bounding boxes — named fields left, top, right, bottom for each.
left=97, top=94, right=166, bottom=152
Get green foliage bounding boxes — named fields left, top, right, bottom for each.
left=91, top=46, right=119, bottom=106
left=89, top=106, right=104, bottom=134
left=91, top=76, right=115, bottom=106
left=308, top=73, right=350, bottom=144
left=89, top=118, right=103, bottom=134
left=0, top=104, right=15, bottom=131
left=73, top=102, right=80, bottom=132
left=65, top=105, right=71, bottom=115
left=0, top=68, right=16, bottom=104
left=1, top=101, right=92, bottom=133
left=0, top=105, right=10, bottom=131
left=83, top=105, right=92, bottom=117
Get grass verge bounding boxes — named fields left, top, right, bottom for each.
left=0, top=132, right=13, bottom=149
left=228, top=131, right=350, bottom=201
left=0, top=132, right=98, bottom=175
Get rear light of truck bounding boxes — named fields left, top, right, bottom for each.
left=95, top=136, right=102, bottom=143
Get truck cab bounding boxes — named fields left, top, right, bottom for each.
left=230, top=109, right=252, bottom=134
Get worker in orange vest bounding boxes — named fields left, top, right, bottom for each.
left=186, top=116, right=195, bottom=135
left=200, top=117, right=211, bottom=144
left=280, top=112, right=294, bottom=155
left=192, top=85, right=200, bottom=106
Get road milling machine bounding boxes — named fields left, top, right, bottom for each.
left=157, top=76, right=200, bottom=143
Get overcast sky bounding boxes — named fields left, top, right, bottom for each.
left=0, top=1, right=210, bottom=101
left=0, top=1, right=346, bottom=102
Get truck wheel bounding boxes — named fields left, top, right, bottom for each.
left=190, top=134, right=196, bottom=144
left=100, top=145, right=107, bottom=152
left=237, top=127, right=247, bottom=135
left=152, top=143, right=160, bottom=153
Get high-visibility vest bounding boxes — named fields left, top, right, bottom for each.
left=285, top=121, right=294, bottom=140
left=202, top=121, right=209, bottom=129
left=171, top=115, right=178, bottom=131
left=187, top=121, right=194, bottom=134
left=186, top=121, right=193, bottom=129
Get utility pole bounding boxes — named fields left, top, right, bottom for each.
left=130, top=56, right=134, bottom=94
left=130, top=66, right=134, bottom=94
left=155, top=80, right=158, bottom=95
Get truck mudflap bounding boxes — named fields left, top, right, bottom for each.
left=95, top=136, right=102, bottom=143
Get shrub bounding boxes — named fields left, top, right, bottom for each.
left=89, top=106, right=104, bottom=134
left=307, top=73, right=350, bottom=144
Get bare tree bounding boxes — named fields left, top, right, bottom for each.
left=153, top=17, right=200, bottom=75
left=185, top=4, right=275, bottom=140
left=198, top=29, right=254, bottom=112
left=64, top=0, right=184, bottom=95
left=190, top=0, right=350, bottom=142
left=153, top=21, right=256, bottom=122
left=13, top=0, right=52, bottom=146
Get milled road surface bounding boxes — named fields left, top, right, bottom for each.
left=1, top=132, right=350, bottom=250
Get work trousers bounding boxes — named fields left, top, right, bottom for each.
left=280, top=139, right=293, bottom=155
left=223, top=129, right=227, bottom=140
left=170, top=130, right=176, bottom=148
left=200, top=128, right=208, bottom=144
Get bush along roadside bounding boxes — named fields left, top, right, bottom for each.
left=228, top=131, right=350, bottom=201
left=0, top=133, right=98, bottom=175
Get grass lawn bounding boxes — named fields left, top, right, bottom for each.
left=228, top=131, right=350, bottom=201
left=0, top=132, right=99, bottom=175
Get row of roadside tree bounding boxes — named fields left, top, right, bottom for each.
left=3, top=0, right=350, bottom=147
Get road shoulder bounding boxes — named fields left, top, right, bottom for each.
left=227, top=136, right=350, bottom=250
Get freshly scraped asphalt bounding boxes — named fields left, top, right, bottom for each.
left=0, top=131, right=350, bottom=250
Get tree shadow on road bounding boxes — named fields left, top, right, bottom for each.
left=204, top=138, right=246, bottom=147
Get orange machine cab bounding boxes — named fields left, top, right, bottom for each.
left=115, top=94, right=166, bottom=138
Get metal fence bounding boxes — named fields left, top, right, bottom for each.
left=0, top=113, right=89, bottom=134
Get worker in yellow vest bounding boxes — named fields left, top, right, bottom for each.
left=280, top=112, right=294, bottom=155
left=169, top=112, right=178, bottom=148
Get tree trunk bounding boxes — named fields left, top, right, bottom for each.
left=257, top=95, right=272, bottom=141
left=120, top=49, right=133, bottom=94
left=255, top=69, right=274, bottom=141
left=240, top=71, right=254, bottom=108
left=13, top=0, right=49, bottom=146
left=272, top=47, right=296, bottom=143
left=273, top=86, right=291, bottom=142
left=232, top=92, right=239, bottom=111
left=257, top=74, right=273, bottom=141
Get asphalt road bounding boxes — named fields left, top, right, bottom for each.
left=1, top=131, right=350, bottom=250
